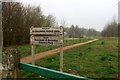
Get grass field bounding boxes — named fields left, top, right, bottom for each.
left=17, top=38, right=90, bottom=58
left=3, top=38, right=90, bottom=58
left=19, top=37, right=118, bottom=78
left=24, top=37, right=118, bottom=79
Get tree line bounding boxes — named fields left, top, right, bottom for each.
left=64, top=25, right=100, bottom=38
left=64, top=18, right=118, bottom=38
left=101, top=19, right=118, bottom=37
left=2, top=2, right=56, bottom=46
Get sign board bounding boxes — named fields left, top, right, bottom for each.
left=30, top=26, right=64, bottom=72
left=30, top=36, right=63, bottom=45
left=30, top=27, right=63, bottom=36
left=30, top=27, right=63, bottom=45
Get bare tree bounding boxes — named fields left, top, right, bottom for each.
left=2, top=2, right=57, bottom=46
left=101, top=18, right=118, bottom=37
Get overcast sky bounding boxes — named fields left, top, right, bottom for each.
left=20, top=0, right=119, bottom=31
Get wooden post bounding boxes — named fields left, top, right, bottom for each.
left=60, top=26, right=64, bottom=72
left=60, top=45, right=63, bottom=72
left=31, top=45, right=35, bottom=65
left=30, top=26, right=35, bottom=65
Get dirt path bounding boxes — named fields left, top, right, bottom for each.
left=64, top=38, right=80, bottom=40
left=21, top=39, right=98, bottom=63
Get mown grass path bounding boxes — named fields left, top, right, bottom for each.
left=21, top=39, right=98, bottom=63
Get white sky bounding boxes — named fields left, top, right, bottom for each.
left=20, top=0, right=119, bottom=31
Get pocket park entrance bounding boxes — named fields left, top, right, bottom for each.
left=2, top=26, right=90, bottom=79
left=30, top=26, right=64, bottom=72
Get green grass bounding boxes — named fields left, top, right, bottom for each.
left=18, top=38, right=91, bottom=78
left=17, top=38, right=91, bottom=58
left=33, top=37, right=118, bottom=78
left=5, top=37, right=118, bottom=78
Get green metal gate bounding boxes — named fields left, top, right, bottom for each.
left=20, top=63, right=90, bottom=79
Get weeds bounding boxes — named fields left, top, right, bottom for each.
left=101, top=41, right=105, bottom=45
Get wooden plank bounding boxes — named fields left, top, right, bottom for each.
left=30, top=32, right=62, bottom=36
left=30, top=27, right=62, bottom=36
left=19, top=62, right=89, bottom=79
left=30, top=36, right=63, bottom=45
left=31, top=27, right=61, bottom=31
left=33, top=36, right=61, bottom=41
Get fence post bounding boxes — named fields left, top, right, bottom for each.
left=2, top=48, right=20, bottom=79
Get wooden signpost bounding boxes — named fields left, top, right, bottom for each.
left=30, top=26, right=64, bottom=72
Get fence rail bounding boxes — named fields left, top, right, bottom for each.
left=19, top=62, right=89, bottom=79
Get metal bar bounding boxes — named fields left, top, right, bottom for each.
left=19, top=62, right=89, bottom=79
